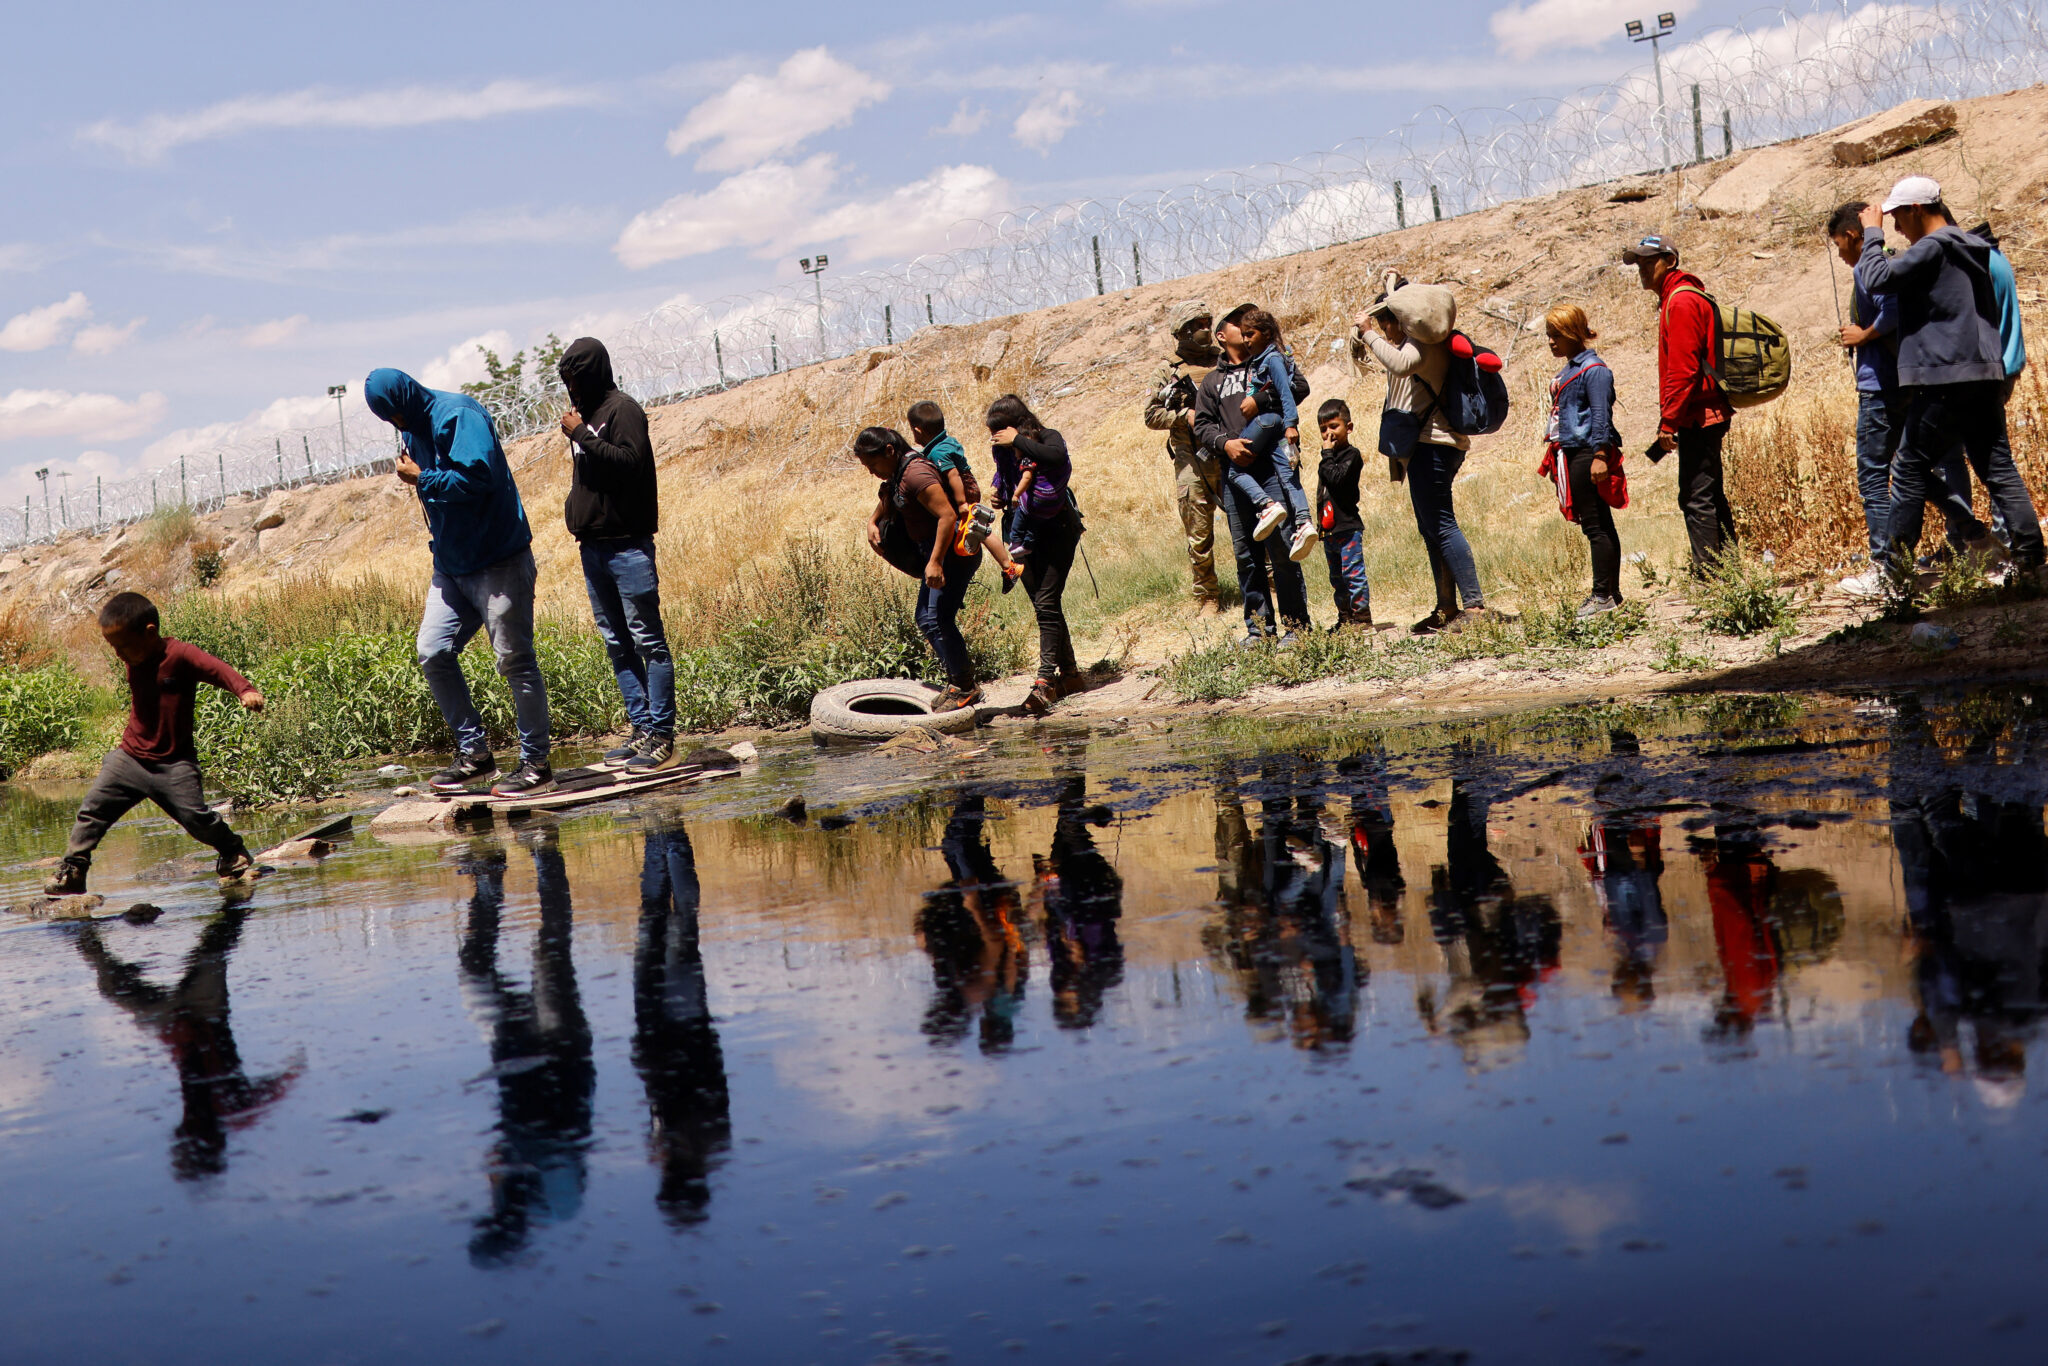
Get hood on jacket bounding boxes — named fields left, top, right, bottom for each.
left=1386, top=284, right=1456, bottom=345
left=557, top=337, right=618, bottom=414
left=364, top=368, right=436, bottom=439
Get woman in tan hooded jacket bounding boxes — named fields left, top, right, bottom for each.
left=1352, top=278, right=1487, bottom=633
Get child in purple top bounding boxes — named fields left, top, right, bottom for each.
left=989, top=406, right=1072, bottom=563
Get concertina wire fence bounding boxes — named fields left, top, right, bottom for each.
left=9, top=1, right=2048, bottom=552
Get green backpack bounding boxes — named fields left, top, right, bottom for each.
left=1670, top=283, right=1792, bottom=408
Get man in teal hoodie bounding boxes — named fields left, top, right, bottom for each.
left=366, top=368, right=553, bottom=795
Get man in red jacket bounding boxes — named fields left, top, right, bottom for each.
left=1623, top=235, right=1736, bottom=575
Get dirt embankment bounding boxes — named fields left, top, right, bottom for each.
left=9, top=88, right=2048, bottom=706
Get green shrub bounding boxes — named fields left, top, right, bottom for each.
left=202, top=693, right=346, bottom=807
left=0, top=664, right=94, bottom=776
left=1695, top=551, right=1799, bottom=637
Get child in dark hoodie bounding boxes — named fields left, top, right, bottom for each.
left=1314, top=400, right=1372, bottom=629
left=558, top=337, right=676, bottom=774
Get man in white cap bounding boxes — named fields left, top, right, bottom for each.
left=1858, top=176, right=2044, bottom=581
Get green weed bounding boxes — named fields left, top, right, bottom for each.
left=0, top=664, right=94, bottom=777
left=1651, top=634, right=1714, bottom=673
left=1694, top=551, right=1799, bottom=637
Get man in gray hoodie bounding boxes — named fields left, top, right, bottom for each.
left=1858, top=176, right=2044, bottom=576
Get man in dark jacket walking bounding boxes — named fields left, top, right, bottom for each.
left=1193, top=304, right=1311, bottom=644
left=558, top=337, right=675, bottom=771
left=368, top=367, right=552, bottom=797
left=1859, top=176, right=2045, bottom=578
left=1623, top=235, right=1735, bottom=576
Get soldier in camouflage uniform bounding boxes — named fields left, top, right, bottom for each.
left=1145, top=301, right=1225, bottom=614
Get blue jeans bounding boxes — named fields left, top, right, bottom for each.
left=1856, top=390, right=1982, bottom=561
left=1220, top=466, right=1310, bottom=635
left=1223, top=422, right=1310, bottom=529
left=1406, top=443, right=1483, bottom=610
left=1324, top=528, right=1370, bottom=618
left=418, top=547, right=551, bottom=766
left=581, top=537, right=674, bottom=735
left=915, top=548, right=983, bottom=688
left=1889, top=382, right=2045, bottom=570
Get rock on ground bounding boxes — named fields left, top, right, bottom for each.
left=1695, top=143, right=1812, bottom=217
left=1832, top=99, right=1956, bottom=166
left=5, top=894, right=106, bottom=919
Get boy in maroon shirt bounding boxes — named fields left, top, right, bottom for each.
left=44, top=592, right=266, bottom=896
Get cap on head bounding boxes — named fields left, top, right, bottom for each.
left=1218, top=303, right=1257, bottom=329
left=1881, top=174, right=1942, bottom=213
left=1620, top=234, right=1678, bottom=265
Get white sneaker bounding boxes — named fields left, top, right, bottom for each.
left=1288, top=523, right=1320, bottom=562
left=1253, top=503, right=1287, bottom=541
left=1837, top=570, right=1883, bottom=599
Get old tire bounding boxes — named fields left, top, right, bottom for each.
left=809, top=679, right=978, bottom=745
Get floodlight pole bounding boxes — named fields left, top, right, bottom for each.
left=327, top=383, right=350, bottom=465
left=33, top=467, right=49, bottom=539
left=1626, top=15, right=1679, bottom=174
left=800, top=254, right=830, bottom=353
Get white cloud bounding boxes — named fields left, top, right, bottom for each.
left=81, top=80, right=602, bottom=163
left=932, top=100, right=989, bottom=137
left=0, top=293, right=92, bottom=352
left=73, top=318, right=144, bottom=356
left=1491, top=0, right=1700, bottom=60
left=240, top=314, right=308, bottom=348
left=809, top=164, right=1012, bottom=261
left=113, top=207, right=613, bottom=283
left=0, top=389, right=167, bottom=443
left=1013, top=89, right=1085, bottom=153
left=665, top=48, right=888, bottom=172
left=0, top=244, right=48, bottom=273
left=614, top=155, right=839, bottom=267
left=141, top=392, right=360, bottom=464
left=418, top=331, right=518, bottom=391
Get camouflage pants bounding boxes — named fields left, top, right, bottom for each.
left=1174, top=451, right=1224, bottom=602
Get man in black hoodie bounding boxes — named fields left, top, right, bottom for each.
left=558, top=337, right=674, bottom=770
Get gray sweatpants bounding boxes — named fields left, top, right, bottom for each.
left=64, top=749, right=245, bottom=870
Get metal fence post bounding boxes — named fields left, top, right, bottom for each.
left=304, top=434, right=314, bottom=481
left=217, top=451, right=226, bottom=507
left=180, top=454, right=188, bottom=507
left=1395, top=181, right=1406, bottom=230
left=1132, top=243, right=1143, bottom=288
left=152, top=478, right=158, bottom=511
left=713, top=330, right=726, bottom=386
left=1723, top=109, right=1733, bottom=157
left=885, top=304, right=893, bottom=346
left=1431, top=185, right=1442, bottom=221
left=275, top=437, right=283, bottom=489
left=96, top=476, right=102, bottom=530
left=1692, top=85, right=1704, bottom=164
left=1091, top=235, right=1104, bottom=295
left=771, top=333, right=779, bottom=372
left=925, top=294, right=933, bottom=325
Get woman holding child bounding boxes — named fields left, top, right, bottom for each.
left=855, top=425, right=983, bottom=713
left=987, top=394, right=1083, bottom=715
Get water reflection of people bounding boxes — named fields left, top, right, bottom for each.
left=1581, top=816, right=1666, bottom=1010
left=458, top=837, right=595, bottom=1266
left=917, top=795, right=1027, bottom=1052
left=1339, top=752, right=1406, bottom=946
left=1893, top=789, right=2048, bottom=1100
left=1699, top=827, right=1780, bottom=1042
left=72, top=902, right=299, bottom=1181
left=1206, top=759, right=1359, bottom=1049
left=1036, top=768, right=1125, bottom=1029
left=633, top=821, right=731, bottom=1224
left=1420, top=777, right=1560, bottom=1067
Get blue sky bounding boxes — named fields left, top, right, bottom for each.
left=0, top=0, right=1846, bottom=501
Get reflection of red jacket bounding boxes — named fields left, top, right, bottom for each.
left=1657, top=270, right=1733, bottom=435
left=1705, top=856, right=1777, bottom=1024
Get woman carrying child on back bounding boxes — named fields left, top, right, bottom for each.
left=1219, top=308, right=1318, bottom=564
left=987, top=394, right=1084, bottom=715
left=854, top=425, right=983, bottom=713
left=1536, top=304, right=1626, bottom=620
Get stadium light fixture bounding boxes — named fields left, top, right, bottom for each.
left=1625, top=13, right=1680, bottom=172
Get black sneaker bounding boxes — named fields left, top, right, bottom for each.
left=930, top=684, right=983, bottom=713
left=1411, top=608, right=1459, bottom=636
left=603, top=728, right=647, bottom=766
left=43, top=861, right=87, bottom=896
left=491, top=762, right=555, bottom=797
left=430, top=750, right=498, bottom=793
left=216, top=845, right=255, bottom=880
left=624, top=733, right=677, bottom=774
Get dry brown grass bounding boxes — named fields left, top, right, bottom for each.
left=0, top=602, right=54, bottom=669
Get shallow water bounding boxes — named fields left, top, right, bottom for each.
left=5, top=692, right=2048, bottom=1365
